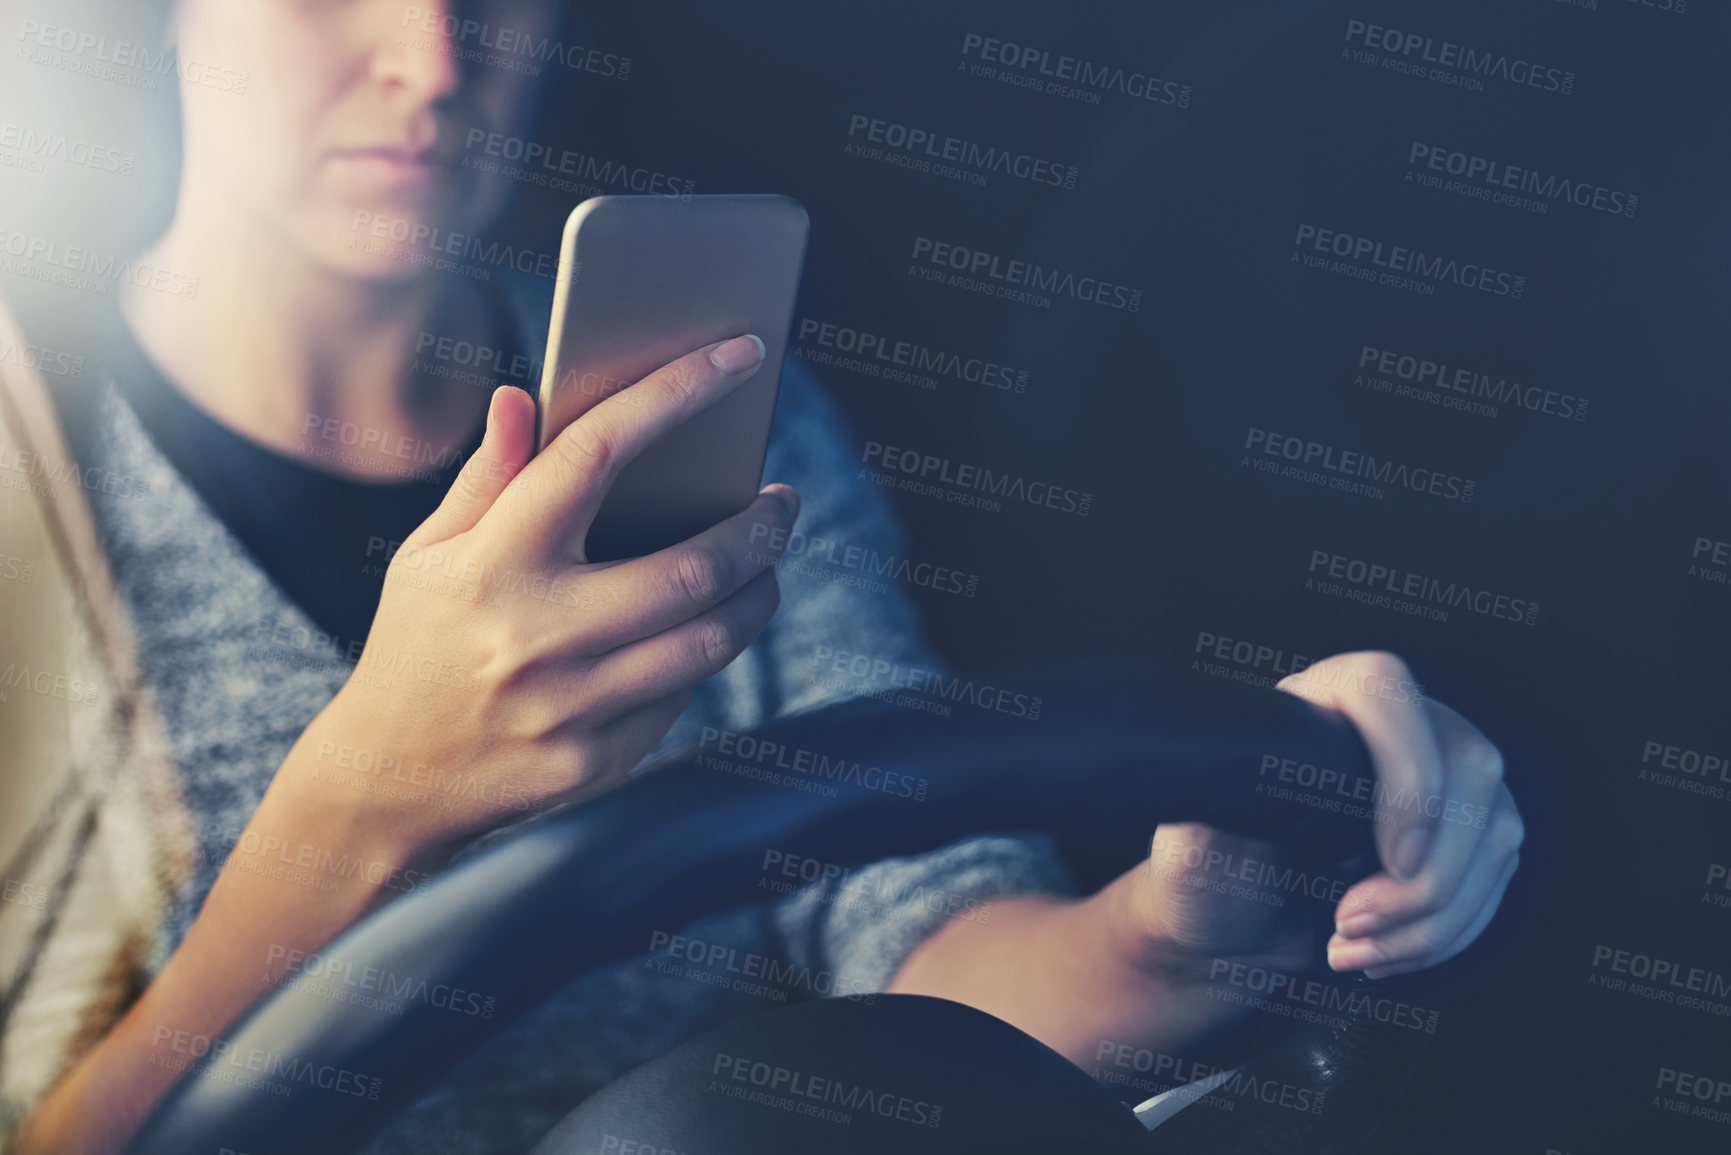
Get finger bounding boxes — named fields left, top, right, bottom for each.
left=582, top=569, right=781, bottom=715
left=616, top=689, right=701, bottom=775
left=569, top=485, right=801, bottom=655
left=1334, top=740, right=1516, bottom=944
left=1288, top=652, right=1447, bottom=885
left=412, top=386, right=537, bottom=543
left=1357, top=854, right=1518, bottom=980
left=1327, top=809, right=1519, bottom=973
left=582, top=690, right=695, bottom=797
left=499, top=335, right=768, bottom=559
left=525, top=689, right=695, bottom=811
left=1336, top=702, right=1510, bottom=936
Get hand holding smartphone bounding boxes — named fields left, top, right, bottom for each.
left=537, top=194, right=810, bottom=562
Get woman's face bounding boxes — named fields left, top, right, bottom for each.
left=171, top=0, right=555, bottom=280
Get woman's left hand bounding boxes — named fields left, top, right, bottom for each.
left=1125, top=651, right=1525, bottom=982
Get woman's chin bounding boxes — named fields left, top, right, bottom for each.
left=292, top=235, right=436, bottom=286
left=302, top=191, right=510, bottom=286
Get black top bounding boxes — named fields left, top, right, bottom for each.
left=34, top=289, right=526, bottom=651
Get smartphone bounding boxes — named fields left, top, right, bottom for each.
left=536, top=193, right=810, bottom=562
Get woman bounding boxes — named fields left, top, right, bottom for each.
left=0, top=2, right=1522, bottom=1152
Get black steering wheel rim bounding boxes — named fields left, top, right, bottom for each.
left=122, top=659, right=1380, bottom=1155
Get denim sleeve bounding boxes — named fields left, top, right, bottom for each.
left=748, top=359, right=1079, bottom=991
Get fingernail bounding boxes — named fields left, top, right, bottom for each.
left=764, top=484, right=800, bottom=521
left=710, top=334, right=765, bottom=374
left=1336, top=911, right=1382, bottom=939
left=1391, top=826, right=1431, bottom=881
left=1327, top=937, right=1383, bottom=972
left=486, top=386, right=506, bottom=436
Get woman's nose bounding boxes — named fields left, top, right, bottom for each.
left=374, top=1, right=465, bottom=105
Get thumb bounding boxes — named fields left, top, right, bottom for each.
left=415, top=386, right=537, bottom=543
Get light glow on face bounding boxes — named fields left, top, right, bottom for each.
left=170, top=0, right=557, bottom=280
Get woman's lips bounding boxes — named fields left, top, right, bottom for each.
left=331, top=147, right=453, bottom=190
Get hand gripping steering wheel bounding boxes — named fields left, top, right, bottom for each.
left=121, top=661, right=1439, bottom=1155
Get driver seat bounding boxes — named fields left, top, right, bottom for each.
left=534, top=980, right=1435, bottom=1155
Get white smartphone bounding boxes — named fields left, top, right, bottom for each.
left=536, top=194, right=810, bottom=562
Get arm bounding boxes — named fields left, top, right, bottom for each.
left=747, top=364, right=1090, bottom=996
left=15, top=747, right=424, bottom=1154
left=887, top=651, right=1525, bottom=1071
left=19, top=344, right=801, bottom=1154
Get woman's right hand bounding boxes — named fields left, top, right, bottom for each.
left=284, top=333, right=799, bottom=858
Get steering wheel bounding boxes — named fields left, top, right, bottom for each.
left=121, top=661, right=1437, bottom=1155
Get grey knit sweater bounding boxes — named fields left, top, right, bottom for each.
left=55, top=298, right=1073, bottom=1152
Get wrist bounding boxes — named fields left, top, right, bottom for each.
left=281, top=694, right=481, bottom=857
left=1095, top=865, right=1219, bottom=990
left=261, top=713, right=457, bottom=890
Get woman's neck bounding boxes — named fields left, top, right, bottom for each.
left=120, top=185, right=494, bottom=479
